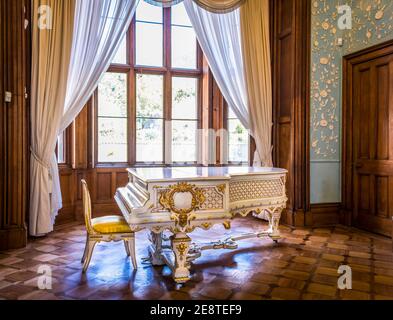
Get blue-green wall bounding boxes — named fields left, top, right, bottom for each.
left=310, top=0, right=393, bottom=203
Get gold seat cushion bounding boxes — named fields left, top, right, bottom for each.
left=91, top=216, right=132, bottom=234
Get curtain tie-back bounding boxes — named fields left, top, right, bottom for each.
left=262, top=146, right=274, bottom=167
left=30, top=148, right=53, bottom=194
left=30, top=147, right=51, bottom=171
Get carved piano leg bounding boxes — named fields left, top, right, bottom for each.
left=147, top=231, right=166, bottom=266
left=171, top=233, right=191, bottom=284
left=268, top=208, right=283, bottom=242
left=127, top=236, right=137, bottom=269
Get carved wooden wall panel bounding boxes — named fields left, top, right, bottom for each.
left=57, top=169, right=126, bottom=224
left=96, top=172, right=113, bottom=201
left=116, top=172, right=129, bottom=190
left=271, top=0, right=311, bottom=226
left=0, top=0, right=29, bottom=249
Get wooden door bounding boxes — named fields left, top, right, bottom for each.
left=350, top=51, right=393, bottom=236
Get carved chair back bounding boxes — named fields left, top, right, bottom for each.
left=81, top=179, right=95, bottom=234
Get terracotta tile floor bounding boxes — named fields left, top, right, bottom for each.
left=0, top=217, right=392, bottom=300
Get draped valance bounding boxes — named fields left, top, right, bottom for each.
left=144, top=0, right=184, bottom=8
left=146, top=0, right=245, bottom=13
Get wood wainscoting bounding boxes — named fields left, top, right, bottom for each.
left=55, top=98, right=129, bottom=225
left=270, top=0, right=311, bottom=227
left=57, top=167, right=128, bottom=225
left=308, top=203, right=341, bottom=227
left=0, top=1, right=29, bottom=250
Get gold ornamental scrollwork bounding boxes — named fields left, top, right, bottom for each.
left=176, top=242, right=188, bottom=260
left=216, top=184, right=226, bottom=194
left=159, top=182, right=206, bottom=228
left=201, top=222, right=212, bottom=230
left=222, top=221, right=231, bottom=230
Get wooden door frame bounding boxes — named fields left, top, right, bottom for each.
left=342, top=39, right=393, bottom=226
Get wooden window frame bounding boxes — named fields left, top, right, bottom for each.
left=56, top=127, right=73, bottom=168
left=224, top=103, right=251, bottom=166
left=95, top=5, right=203, bottom=167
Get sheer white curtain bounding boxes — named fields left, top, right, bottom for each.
left=184, top=0, right=248, bottom=131
left=184, top=0, right=272, bottom=167
left=184, top=0, right=272, bottom=219
left=61, top=0, right=138, bottom=133
left=30, top=0, right=138, bottom=236
left=50, top=0, right=139, bottom=223
left=183, top=0, right=257, bottom=167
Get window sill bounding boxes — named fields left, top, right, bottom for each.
left=58, top=163, right=72, bottom=170
left=94, top=163, right=251, bottom=169
left=95, top=163, right=130, bottom=169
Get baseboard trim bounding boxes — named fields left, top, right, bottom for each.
left=308, top=203, right=341, bottom=226
left=0, top=226, right=27, bottom=250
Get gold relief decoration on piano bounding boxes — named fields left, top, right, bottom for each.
left=129, top=225, right=144, bottom=232
left=154, top=188, right=167, bottom=210
left=223, top=221, right=231, bottom=230
left=200, top=222, right=212, bottom=230
left=159, top=182, right=205, bottom=215
left=175, top=213, right=189, bottom=229
left=216, top=184, right=226, bottom=194
left=158, top=182, right=206, bottom=229
left=186, top=226, right=196, bottom=233
left=176, top=242, right=188, bottom=260
left=240, top=209, right=249, bottom=217
left=172, top=225, right=196, bottom=233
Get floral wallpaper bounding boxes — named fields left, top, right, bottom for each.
left=344, top=0, right=393, bottom=54
left=310, top=0, right=393, bottom=203
left=310, top=0, right=393, bottom=161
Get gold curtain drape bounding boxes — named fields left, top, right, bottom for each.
left=145, top=0, right=245, bottom=12
left=193, top=0, right=245, bottom=13
left=240, top=0, right=273, bottom=167
left=30, top=0, right=75, bottom=235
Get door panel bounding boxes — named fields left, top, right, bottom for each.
left=376, top=64, right=390, bottom=160
left=376, top=175, right=388, bottom=218
left=352, top=53, right=393, bottom=236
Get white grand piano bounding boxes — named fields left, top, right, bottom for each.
left=115, top=166, right=287, bottom=283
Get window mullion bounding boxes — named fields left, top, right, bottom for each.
left=164, top=7, right=172, bottom=164
left=129, top=14, right=136, bottom=164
